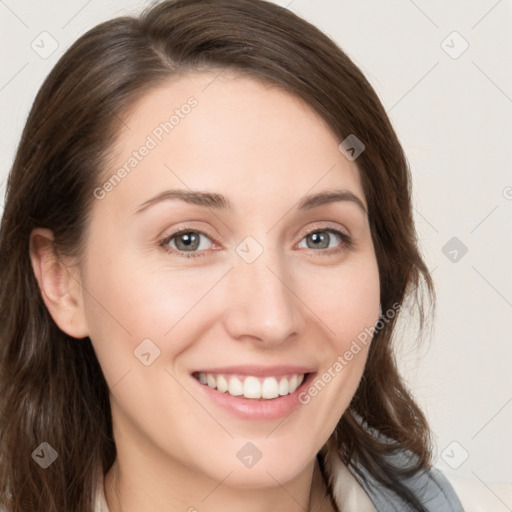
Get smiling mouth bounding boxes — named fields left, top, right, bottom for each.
left=192, top=372, right=308, bottom=400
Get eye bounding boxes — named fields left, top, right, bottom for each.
left=159, top=229, right=213, bottom=257
left=159, top=226, right=352, bottom=259
left=297, top=228, right=352, bottom=253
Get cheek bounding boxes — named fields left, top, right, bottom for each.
left=80, top=246, right=228, bottom=385
left=293, top=252, right=380, bottom=417
left=293, top=250, right=381, bottom=348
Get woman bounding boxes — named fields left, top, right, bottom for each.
left=0, top=0, right=468, bottom=510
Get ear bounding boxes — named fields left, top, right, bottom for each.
left=29, top=228, right=89, bottom=339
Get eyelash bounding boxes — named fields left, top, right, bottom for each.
left=158, top=226, right=353, bottom=259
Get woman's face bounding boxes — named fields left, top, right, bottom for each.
left=79, top=71, right=380, bottom=488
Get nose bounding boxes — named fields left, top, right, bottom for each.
left=222, top=245, right=304, bottom=347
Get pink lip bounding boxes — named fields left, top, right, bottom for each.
left=191, top=364, right=315, bottom=377
left=191, top=371, right=316, bottom=421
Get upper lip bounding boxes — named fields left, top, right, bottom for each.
left=191, top=365, right=315, bottom=377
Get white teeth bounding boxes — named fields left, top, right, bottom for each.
left=216, top=375, right=229, bottom=393
left=278, top=377, right=289, bottom=396
left=288, top=374, right=298, bottom=393
left=243, top=376, right=261, bottom=399
left=195, top=372, right=306, bottom=400
left=261, top=377, right=279, bottom=399
left=206, top=373, right=216, bottom=388
left=228, top=376, right=243, bottom=396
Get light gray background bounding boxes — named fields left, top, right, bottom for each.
left=1, top=0, right=511, bottom=506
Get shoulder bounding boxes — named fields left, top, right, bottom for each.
left=354, top=449, right=466, bottom=512
left=326, top=446, right=466, bottom=512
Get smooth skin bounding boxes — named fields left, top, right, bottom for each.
left=30, top=70, right=380, bottom=512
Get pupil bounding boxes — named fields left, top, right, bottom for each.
left=178, top=232, right=199, bottom=250
left=309, top=232, right=328, bottom=249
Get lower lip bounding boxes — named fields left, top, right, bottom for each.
left=192, top=373, right=316, bottom=421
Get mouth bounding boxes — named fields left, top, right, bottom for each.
left=192, top=371, right=308, bottom=400
left=190, top=365, right=315, bottom=420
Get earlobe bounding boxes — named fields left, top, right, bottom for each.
left=29, top=228, right=89, bottom=339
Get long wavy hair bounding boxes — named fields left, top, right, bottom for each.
left=0, top=0, right=434, bottom=510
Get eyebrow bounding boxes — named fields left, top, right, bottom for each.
left=298, top=189, right=367, bottom=215
left=134, top=188, right=367, bottom=216
left=135, top=189, right=231, bottom=214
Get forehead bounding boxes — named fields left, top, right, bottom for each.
left=98, top=70, right=365, bottom=217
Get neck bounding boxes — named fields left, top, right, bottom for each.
left=104, top=453, right=333, bottom=512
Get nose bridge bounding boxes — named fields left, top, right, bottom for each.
left=224, top=238, right=301, bottom=344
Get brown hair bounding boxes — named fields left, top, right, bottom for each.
left=0, top=1, right=434, bottom=510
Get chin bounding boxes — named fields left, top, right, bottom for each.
left=204, top=437, right=318, bottom=489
